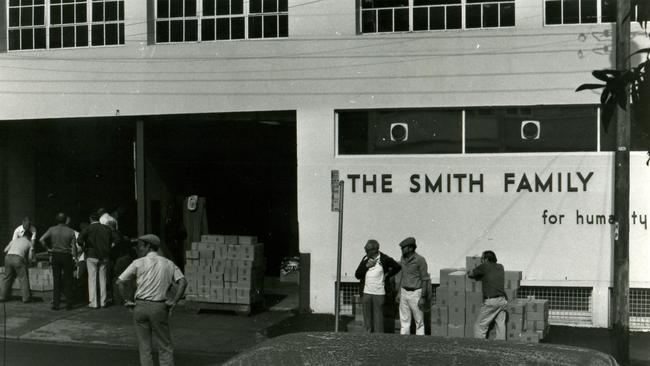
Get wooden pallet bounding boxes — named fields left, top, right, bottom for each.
left=184, top=299, right=264, bottom=316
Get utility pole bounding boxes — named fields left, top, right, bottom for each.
left=612, top=0, right=631, bottom=364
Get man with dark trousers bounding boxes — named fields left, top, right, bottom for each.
left=117, top=234, right=187, bottom=366
left=39, top=213, right=77, bottom=310
left=468, top=250, right=508, bottom=340
left=355, top=239, right=401, bottom=333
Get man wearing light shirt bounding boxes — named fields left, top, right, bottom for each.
left=117, top=234, right=187, bottom=366
left=12, top=217, right=37, bottom=243
left=1, top=235, right=34, bottom=303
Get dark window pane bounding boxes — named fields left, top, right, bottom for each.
left=263, top=15, right=277, bottom=37
left=250, top=0, right=262, bottom=13
left=156, top=21, right=169, bottom=42
left=279, top=0, right=287, bottom=12
left=216, top=0, right=229, bottom=15
left=119, top=22, right=124, bottom=43
left=447, top=5, right=461, bottom=28
left=62, top=26, right=75, bottom=47
left=362, top=10, right=376, bottom=33
left=248, top=16, right=262, bottom=38
left=51, top=5, right=61, bottom=24
left=263, top=0, right=277, bottom=12
left=106, top=23, right=117, bottom=44
left=35, top=0, right=44, bottom=4
left=215, top=18, right=229, bottom=39
left=202, top=18, right=215, bottom=40
left=76, top=3, right=86, bottom=22
left=601, top=0, right=616, bottom=22
left=21, top=28, right=33, bottom=49
left=62, top=0, right=73, bottom=3
left=500, top=3, right=514, bottom=26
left=34, top=6, right=45, bottom=25
left=483, top=3, right=498, bottom=27
left=563, top=0, right=579, bottom=24
left=394, top=8, right=408, bottom=31
left=34, top=28, right=46, bottom=48
left=170, top=0, right=183, bottom=17
left=377, top=9, right=393, bottom=32
left=170, top=19, right=183, bottom=41
left=545, top=0, right=561, bottom=24
left=466, top=4, right=481, bottom=28
left=9, top=8, right=20, bottom=27
left=51, top=0, right=61, bottom=3
left=106, top=1, right=117, bottom=21
left=62, top=4, right=74, bottom=23
left=413, top=8, right=428, bottom=31
left=581, top=0, right=597, bottom=23
left=21, top=7, right=32, bottom=26
left=157, top=0, right=169, bottom=18
left=362, top=0, right=408, bottom=8
left=77, top=25, right=88, bottom=46
left=415, top=0, right=461, bottom=4
left=185, top=0, right=196, bottom=16
left=185, top=19, right=197, bottom=41
left=50, top=27, right=61, bottom=48
left=92, top=24, right=104, bottom=45
left=93, top=2, right=104, bottom=21
left=231, top=17, right=245, bottom=38
left=21, top=0, right=32, bottom=5
left=10, top=0, right=20, bottom=6
left=9, top=30, right=21, bottom=51
left=279, top=14, right=287, bottom=37
left=203, top=0, right=215, bottom=15
left=119, top=1, right=124, bottom=19
left=338, top=110, right=462, bottom=155
left=430, top=6, right=445, bottom=29
left=232, top=0, right=243, bottom=14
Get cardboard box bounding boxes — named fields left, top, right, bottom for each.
left=506, top=299, right=527, bottom=315
left=227, top=245, right=241, bottom=260
left=185, top=250, right=199, bottom=259
left=447, top=324, right=465, bottom=338
left=431, top=324, right=448, bottom=337
left=508, top=314, right=525, bottom=335
left=439, top=268, right=458, bottom=287
left=239, top=244, right=264, bottom=261
left=213, top=245, right=228, bottom=259
left=448, top=289, right=466, bottom=308
left=465, top=279, right=482, bottom=293
left=465, top=291, right=483, bottom=307
left=430, top=305, right=448, bottom=325
left=237, top=236, right=257, bottom=245
left=201, top=235, right=225, bottom=244
left=448, top=306, right=465, bottom=325
left=465, top=256, right=482, bottom=271
left=199, top=250, right=214, bottom=259
left=504, top=271, right=523, bottom=281
left=224, top=235, right=238, bottom=245
left=435, top=287, right=449, bottom=306
left=525, top=320, right=547, bottom=332
left=448, top=271, right=467, bottom=289
left=505, top=289, right=517, bottom=302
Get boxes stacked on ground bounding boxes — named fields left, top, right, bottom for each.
left=184, top=235, right=264, bottom=305
left=432, top=257, right=542, bottom=342
left=1, top=261, right=54, bottom=291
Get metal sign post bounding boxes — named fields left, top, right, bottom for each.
left=332, top=170, right=344, bottom=332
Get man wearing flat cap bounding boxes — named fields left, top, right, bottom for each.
left=394, top=237, right=430, bottom=335
left=117, top=234, right=187, bottom=366
left=355, top=239, right=401, bottom=333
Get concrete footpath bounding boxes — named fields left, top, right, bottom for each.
left=0, top=293, right=649, bottom=365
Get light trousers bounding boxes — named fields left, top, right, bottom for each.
left=399, top=288, right=424, bottom=335
left=86, top=257, right=108, bottom=307
left=474, top=296, right=508, bottom=340
left=134, top=301, right=174, bottom=366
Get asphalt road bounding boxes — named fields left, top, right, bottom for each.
left=0, top=339, right=234, bottom=366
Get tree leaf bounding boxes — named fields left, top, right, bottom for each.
left=630, top=48, right=650, bottom=58
left=593, top=69, right=621, bottom=81
left=575, top=83, right=605, bottom=92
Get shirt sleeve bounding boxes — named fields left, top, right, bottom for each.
left=419, top=257, right=430, bottom=282
left=118, top=261, right=138, bottom=281
left=12, top=227, right=20, bottom=241
left=31, top=226, right=37, bottom=241
left=172, top=265, right=184, bottom=282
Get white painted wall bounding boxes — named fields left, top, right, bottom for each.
left=2, top=1, right=649, bottom=324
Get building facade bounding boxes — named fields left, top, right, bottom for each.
left=1, top=0, right=649, bottom=329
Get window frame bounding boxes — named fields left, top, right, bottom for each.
left=543, top=0, right=637, bottom=26
left=7, top=0, right=125, bottom=52
left=154, top=0, right=289, bottom=44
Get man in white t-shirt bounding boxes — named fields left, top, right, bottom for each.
left=12, top=217, right=37, bottom=243
left=117, top=234, right=187, bottom=366
left=354, top=239, right=401, bottom=333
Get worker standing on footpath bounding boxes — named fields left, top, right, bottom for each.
left=117, top=234, right=187, bottom=366
left=468, top=250, right=508, bottom=340
left=395, top=237, right=430, bottom=335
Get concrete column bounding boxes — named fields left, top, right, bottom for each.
left=592, top=284, right=611, bottom=328
left=136, top=120, right=146, bottom=237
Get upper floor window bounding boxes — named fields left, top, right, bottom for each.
left=8, top=0, right=125, bottom=51
left=155, top=0, right=288, bottom=44
left=545, top=0, right=637, bottom=25
left=360, top=0, right=514, bottom=34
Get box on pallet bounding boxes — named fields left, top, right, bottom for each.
left=435, top=287, right=449, bottom=306
left=448, top=271, right=466, bottom=288
left=465, top=256, right=482, bottom=271
left=237, top=236, right=257, bottom=245
left=447, top=324, right=465, bottom=338
left=439, top=268, right=458, bottom=288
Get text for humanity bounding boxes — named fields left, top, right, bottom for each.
left=345, top=172, right=594, bottom=193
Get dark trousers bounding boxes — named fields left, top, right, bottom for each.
left=0, top=254, right=30, bottom=302
left=51, top=252, right=74, bottom=309
left=134, top=301, right=174, bottom=366
left=362, top=293, right=385, bottom=333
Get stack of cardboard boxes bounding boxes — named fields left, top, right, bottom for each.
left=184, top=235, right=264, bottom=305
left=431, top=256, right=548, bottom=342
left=1, top=261, right=54, bottom=291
